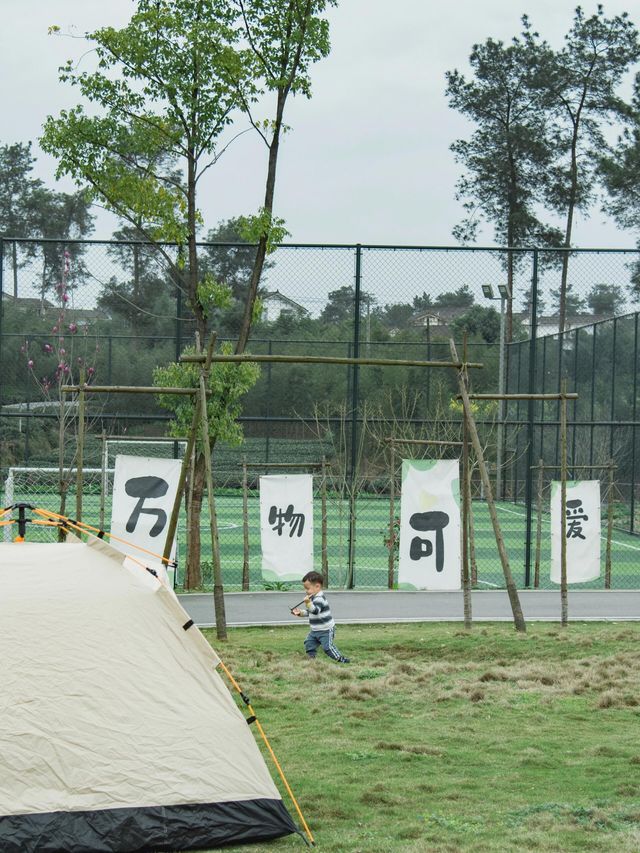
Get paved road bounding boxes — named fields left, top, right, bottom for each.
left=177, top=589, right=640, bottom=627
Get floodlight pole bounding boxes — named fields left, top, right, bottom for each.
left=496, top=294, right=506, bottom=500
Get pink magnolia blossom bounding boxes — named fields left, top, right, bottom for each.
left=52, top=326, right=58, bottom=334
left=27, top=359, right=34, bottom=369
left=61, top=293, right=69, bottom=303
left=68, top=323, right=78, bottom=334
left=43, top=343, right=53, bottom=353
left=59, top=348, right=66, bottom=356
left=87, top=366, right=96, bottom=377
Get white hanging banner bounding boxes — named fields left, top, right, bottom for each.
left=398, top=459, right=461, bottom=590
left=259, top=474, right=314, bottom=583
left=550, top=480, right=601, bottom=584
left=110, top=455, right=182, bottom=582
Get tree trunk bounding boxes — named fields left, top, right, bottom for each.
left=235, top=89, right=287, bottom=355
left=185, top=452, right=205, bottom=590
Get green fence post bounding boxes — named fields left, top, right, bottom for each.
left=346, top=244, right=362, bottom=589
left=524, top=248, right=539, bottom=588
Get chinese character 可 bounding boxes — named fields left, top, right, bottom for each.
left=268, top=504, right=305, bottom=538
left=408, top=510, right=450, bottom=572
left=125, top=476, right=169, bottom=537
left=565, top=498, right=588, bottom=540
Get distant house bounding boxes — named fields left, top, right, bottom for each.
left=261, top=290, right=309, bottom=323
left=409, top=306, right=470, bottom=336
left=516, top=313, right=606, bottom=338
left=2, top=292, right=110, bottom=324
left=1, top=294, right=56, bottom=316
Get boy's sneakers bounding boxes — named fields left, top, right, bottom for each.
left=338, top=656, right=350, bottom=663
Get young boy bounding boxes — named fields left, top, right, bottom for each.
left=291, top=571, right=350, bottom=663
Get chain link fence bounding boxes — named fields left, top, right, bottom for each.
left=2, top=238, right=640, bottom=589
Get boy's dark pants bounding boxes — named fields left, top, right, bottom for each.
left=304, top=627, right=346, bottom=661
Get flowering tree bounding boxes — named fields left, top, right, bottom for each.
left=23, top=251, right=98, bottom=519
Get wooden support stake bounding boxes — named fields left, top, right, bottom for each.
left=450, top=339, right=526, bottom=633
left=461, top=340, right=472, bottom=629
left=468, top=480, right=478, bottom=586
left=560, top=381, right=568, bottom=627
left=388, top=441, right=396, bottom=590
left=196, top=334, right=227, bottom=641
left=99, top=429, right=107, bottom=530
left=196, top=335, right=227, bottom=640
left=534, top=459, right=544, bottom=589
left=242, top=457, right=250, bottom=591
left=605, top=460, right=614, bottom=589
left=75, top=367, right=86, bottom=523
left=321, top=457, right=329, bottom=587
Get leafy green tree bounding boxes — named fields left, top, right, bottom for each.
left=0, top=142, right=94, bottom=297
left=586, top=283, right=625, bottom=316
left=0, top=142, right=42, bottom=296
left=101, top=225, right=177, bottom=335
left=232, top=0, right=337, bottom=353
left=42, top=0, right=254, bottom=342
left=446, top=21, right=562, bottom=340
left=319, top=285, right=375, bottom=325
left=533, top=7, right=639, bottom=333
left=450, top=305, right=500, bottom=343
left=42, top=1, right=336, bottom=583
left=435, top=285, right=475, bottom=309
left=599, top=78, right=640, bottom=299
left=154, top=343, right=259, bottom=588
left=549, top=283, right=586, bottom=316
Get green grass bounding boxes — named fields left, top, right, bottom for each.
left=197, top=622, right=640, bottom=852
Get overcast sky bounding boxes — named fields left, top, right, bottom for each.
left=3, top=0, right=640, bottom=247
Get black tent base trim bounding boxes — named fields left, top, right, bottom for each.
left=0, top=797, right=299, bottom=852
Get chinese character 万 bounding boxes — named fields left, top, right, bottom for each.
left=268, top=504, right=305, bottom=538
left=565, top=498, right=588, bottom=540
left=125, top=476, right=169, bottom=537
left=408, top=511, right=450, bottom=572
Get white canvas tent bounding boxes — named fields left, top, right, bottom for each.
left=0, top=539, right=298, bottom=852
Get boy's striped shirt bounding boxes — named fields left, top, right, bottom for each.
left=302, top=592, right=335, bottom=632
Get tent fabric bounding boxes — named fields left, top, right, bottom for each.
left=0, top=541, right=297, bottom=851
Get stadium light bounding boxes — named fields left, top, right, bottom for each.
left=497, top=284, right=511, bottom=300
left=481, top=284, right=494, bottom=299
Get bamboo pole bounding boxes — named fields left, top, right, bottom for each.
left=62, top=385, right=203, bottom=396
left=57, top=395, right=67, bottom=542
left=181, top=353, right=484, bottom=370
left=605, top=460, right=614, bottom=589
left=242, top=457, right=250, bottom=591
left=464, top=393, right=578, bottom=401
left=383, top=437, right=470, bottom=447
left=196, top=334, right=227, bottom=641
left=560, top=381, right=568, bottom=627
left=239, top=462, right=323, bottom=469
left=388, top=440, right=396, bottom=590
left=534, top=459, right=544, bottom=589
left=99, top=429, right=107, bottom=530
left=461, top=339, right=472, bottom=630
left=75, top=367, right=86, bottom=523
left=468, top=479, right=478, bottom=586
left=321, top=457, right=329, bottom=587
left=450, top=339, right=526, bottom=633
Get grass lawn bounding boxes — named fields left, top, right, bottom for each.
left=199, top=622, right=640, bottom=853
